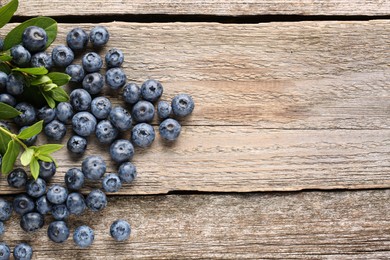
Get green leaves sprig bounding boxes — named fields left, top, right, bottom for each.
left=0, top=0, right=18, bottom=29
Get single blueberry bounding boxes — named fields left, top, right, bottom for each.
left=0, top=93, right=16, bottom=107
left=44, top=119, right=67, bottom=140
left=89, top=26, right=109, bottom=47
left=102, top=173, right=122, bottom=193
left=0, top=222, right=4, bottom=236
left=72, top=111, right=97, bottom=137
left=122, top=82, right=141, bottom=105
left=109, top=106, right=132, bottom=131
left=141, top=79, right=163, bottom=102
left=0, top=72, right=7, bottom=92
left=67, top=135, right=87, bottom=154
left=19, top=126, right=38, bottom=146
left=47, top=221, right=70, bottom=243
left=171, top=93, right=195, bottom=117
left=118, top=162, right=137, bottom=183
left=109, top=139, right=134, bottom=164
left=82, top=52, right=103, bottom=73
left=132, top=100, right=155, bottom=123
left=55, top=102, right=74, bottom=123
left=6, top=72, right=26, bottom=95
left=22, top=26, right=48, bottom=53
left=69, top=88, right=92, bottom=111
left=10, top=45, right=31, bottom=67
left=95, top=120, right=118, bottom=144
left=30, top=51, right=53, bottom=70
left=73, top=225, right=94, bottom=248
left=0, top=243, right=10, bottom=260
left=47, top=184, right=68, bottom=205
left=91, top=96, right=111, bottom=120
left=20, top=212, right=44, bottom=232
left=52, top=204, right=69, bottom=220
left=36, top=195, right=52, bottom=215
left=52, top=45, right=74, bottom=67
left=14, top=102, right=36, bottom=127
left=66, top=28, right=88, bottom=52
left=65, top=168, right=85, bottom=190
left=12, top=194, right=34, bottom=215
left=131, top=123, right=155, bottom=148
left=0, top=199, right=11, bottom=221
left=82, top=155, right=106, bottom=180
left=105, top=67, right=126, bottom=90
left=7, top=168, right=28, bottom=188
left=65, top=64, right=85, bottom=83
left=82, top=72, right=104, bottom=94
left=159, top=118, right=181, bottom=141
left=105, top=48, right=124, bottom=68
left=86, top=189, right=107, bottom=212
left=110, top=219, right=131, bottom=241
left=38, top=161, right=56, bottom=181
left=26, top=178, right=46, bottom=198
left=66, top=192, right=86, bottom=215
left=13, top=243, right=33, bottom=260
left=37, top=106, right=56, bottom=124
left=157, top=100, right=172, bottom=119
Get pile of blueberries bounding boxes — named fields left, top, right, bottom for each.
left=0, top=25, right=194, bottom=259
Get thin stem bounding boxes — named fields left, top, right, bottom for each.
left=0, top=126, right=29, bottom=150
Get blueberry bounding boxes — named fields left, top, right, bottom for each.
left=14, top=102, right=36, bottom=127
left=66, top=28, right=88, bottom=52
left=0, top=38, right=3, bottom=51
left=36, top=195, right=52, bottom=215
left=20, top=212, right=44, bottom=232
left=131, top=123, right=155, bottom=148
left=67, top=135, right=87, bottom=154
left=30, top=51, right=53, bottom=70
left=118, top=162, right=137, bottom=183
left=66, top=192, right=86, bottom=215
left=102, top=173, right=122, bottom=193
left=65, top=64, right=85, bottom=83
left=95, top=120, right=118, bottom=144
left=89, top=26, right=109, bottom=47
left=157, top=100, right=172, bottom=119
left=7, top=168, right=28, bottom=188
left=52, top=204, right=69, bottom=220
left=105, top=67, right=126, bottom=90
left=0, top=72, right=7, bottom=92
left=26, top=178, right=46, bottom=198
left=13, top=243, right=33, bottom=260
left=0, top=222, right=4, bottom=235
left=110, top=219, right=131, bottom=241
left=22, top=26, right=48, bottom=53
left=47, top=184, right=68, bottom=205
left=91, top=96, right=112, bottom=120
left=69, top=88, right=92, bottom=111
left=65, top=168, right=85, bottom=190
left=52, top=45, right=74, bottom=67
left=37, top=106, right=56, bottom=123
left=72, top=112, right=97, bottom=137
left=73, top=225, right=94, bottom=248
left=55, top=102, right=73, bottom=123
left=82, top=52, right=103, bottom=73
left=86, top=189, right=107, bottom=212
left=122, top=82, right=141, bottom=105
left=82, top=156, right=106, bottom=180
left=38, top=161, right=56, bottom=181
left=12, top=194, right=34, bottom=215
left=109, top=139, right=134, bottom=164
left=109, top=106, right=132, bottom=131
left=159, top=118, right=181, bottom=141
left=19, top=126, right=38, bottom=146
left=7, top=72, right=26, bottom=95
left=141, top=79, right=163, bottom=102
left=171, top=94, right=195, bottom=117
left=44, top=119, right=67, bottom=140
left=105, top=48, right=124, bottom=68
left=0, top=93, right=15, bottom=107
left=10, top=45, right=31, bottom=67
left=47, top=221, right=70, bottom=243
left=0, top=199, right=11, bottom=221
left=132, top=100, right=155, bottom=123
left=82, top=72, right=104, bottom=94
left=0, top=243, right=10, bottom=260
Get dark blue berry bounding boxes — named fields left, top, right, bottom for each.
left=36, top=195, right=52, bottom=215
left=7, top=168, right=28, bottom=188
left=109, top=139, right=134, bottom=163
left=82, top=52, right=103, bottom=73
left=82, top=72, right=104, bottom=94
left=132, top=100, right=155, bottom=123
left=105, top=48, right=124, bottom=68
left=73, top=225, right=94, bottom=248
left=26, top=178, right=46, bottom=198
left=72, top=112, right=97, bottom=137
left=118, top=162, right=137, bottom=183
left=95, top=120, right=118, bottom=144
left=6, top=72, right=26, bottom=95
left=0, top=93, right=15, bottom=107
left=69, top=88, right=92, bottom=111
left=47, top=221, right=70, bottom=243
left=131, top=123, right=155, bottom=148
left=0, top=199, right=11, bottom=221
left=171, top=93, right=195, bottom=117
left=0, top=242, right=10, bottom=260
left=38, top=161, right=56, bottom=181
left=157, top=100, right=172, bottom=119
left=141, top=79, right=163, bottom=102
left=0, top=72, right=7, bottom=92
left=67, top=135, right=87, bottom=154
left=65, top=168, right=85, bottom=190
left=55, top=102, right=73, bottom=123
left=52, top=45, right=74, bottom=67
left=91, top=96, right=111, bottom=120
left=102, top=173, right=122, bottom=193
left=0, top=38, right=3, bottom=51
left=66, top=28, right=88, bottom=52
left=86, top=189, right=107, bottom=212
left=82, top=156, right=106, bottom=180
left=89, top=26, right=109, bottom=47
left=30, top=51, right=53, bottom=69
left=110, top=219, right=131, bottom=241
left=105, top=67, right=126, bottom=90
left=12, top=194, right=34, bottom=215
left=66, top=192, right=86, bottom=215
left=65, top=64, right=85, bottom=83
left=47, top=184, right=68, bottom=205
left=159, top=118, right=181, bottom=141
left=37, top=106, right=56, bottom=123
left=13, top=243, right=33, bottom=260
left=109, top=106, right=132, bottom=131
left=122, top=82, right=141, bottom=105
left=14, top=102, right=36, bottom=127
left=44, top=119, right=67, bottom=140
left=20, top=212, right=44, bottom=232
left=10, top=45, right=31, bottom=67
left=22, top=26, right=48, bottom=53
left=52, top=204, right=69, bottom=220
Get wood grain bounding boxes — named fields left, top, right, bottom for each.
left=2, top=190, right=390, bottom=259
left=10, top=0, right=390, bottom=17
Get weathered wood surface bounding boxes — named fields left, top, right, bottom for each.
left=2, top=191, right=390, bottom=259
left=11, top=0, right=390, bottom=17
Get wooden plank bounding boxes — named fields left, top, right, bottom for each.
left=1, top=190, right=390, bottom=259
left=11, top=0, right=390, bottom=17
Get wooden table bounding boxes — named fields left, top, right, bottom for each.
left=1, top=1, right=390, bottom=259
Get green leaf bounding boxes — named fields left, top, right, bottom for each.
left=50, top=87, right=69, bottom=102
left=43, top=83, right=57, bottom=92
left=13, top=66, right=48, bottom=75
left=20, top=148, right=34, bottom=166
left=0, top=0, right=18, bottom=29
left=3, top=16, right=57, bottom=50
left=30, top=157, right=39, bottom=179
left=36, top=154, right=52, bottom=162
left=36, top=144, right=63, bottom=155
left=41, top=91, right=55, bottom=108
left=0, top=130, right=11, bottom=154
left=0, top=54, right=12, bottom=62
left=17, top=120, right=43, bottom=139
left=47, top=72, right=71, bottom=86
left=0, top=62, right=11, bottom=74
left=1, top=140, right=20, bottom=174
left=31, top=75, right=52, bottom=86
left=0, top=102, right=21, bottom=119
